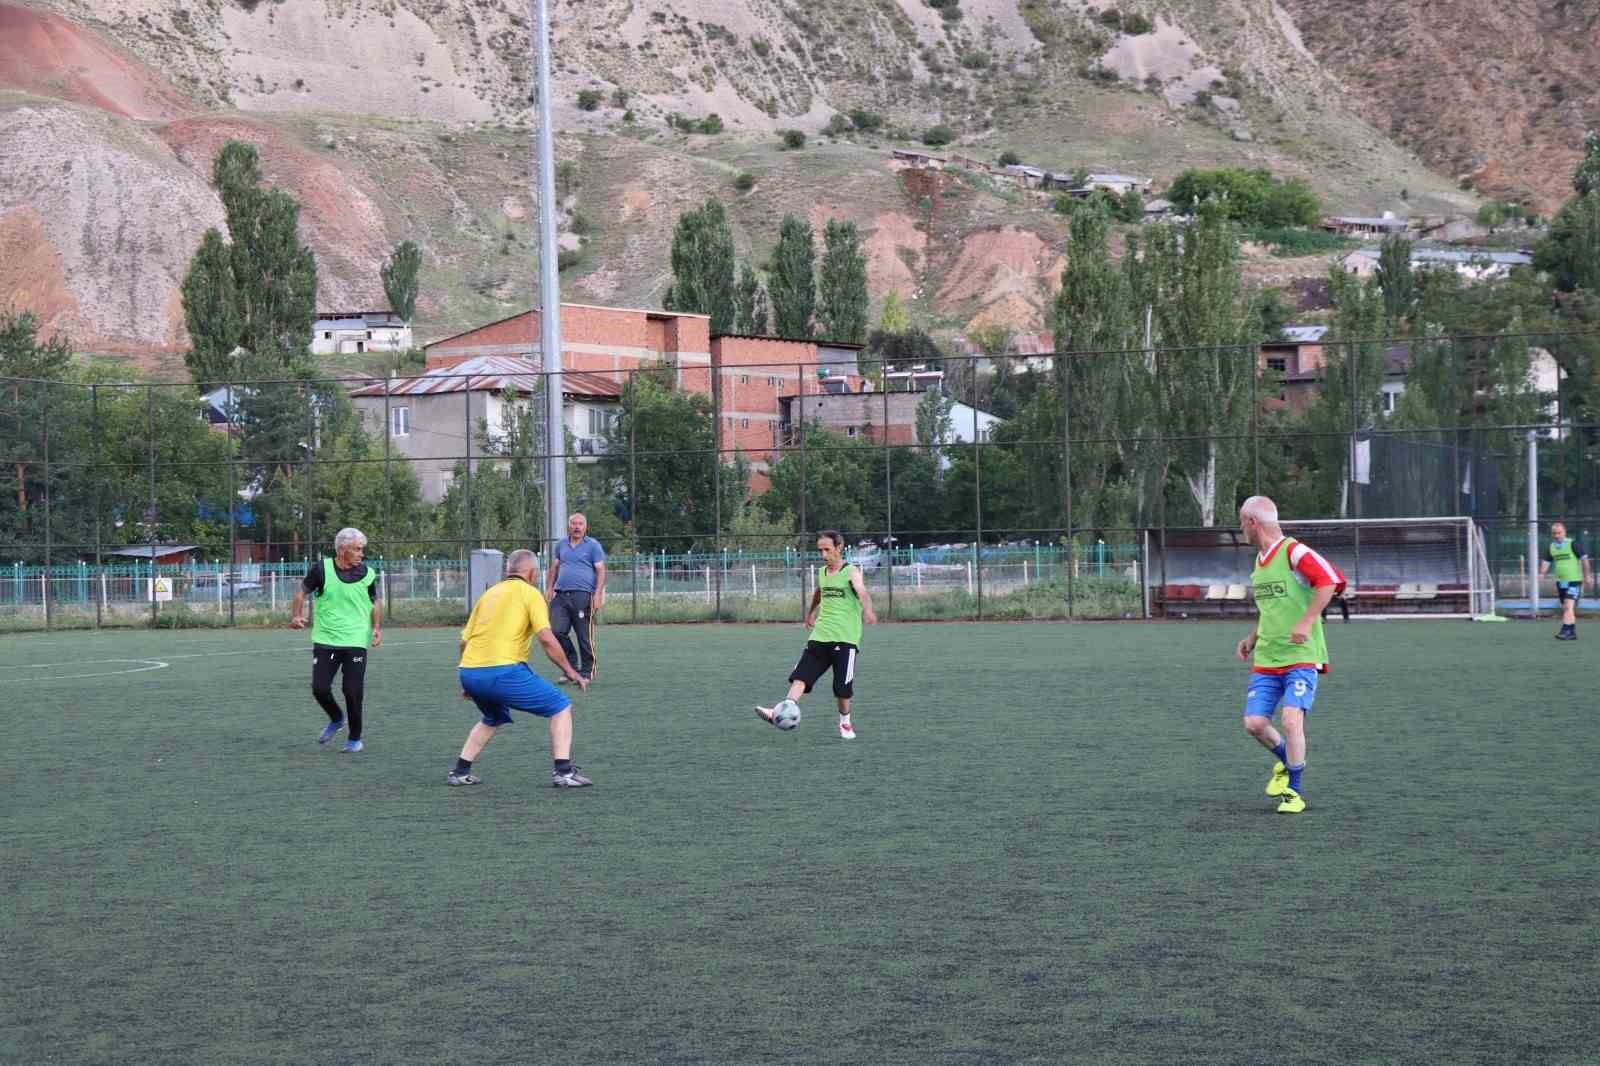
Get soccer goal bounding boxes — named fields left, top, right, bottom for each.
left=1146, top=516, right=1495, bottom=619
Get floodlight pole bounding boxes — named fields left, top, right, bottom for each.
left=1527, top=431, right=1538, bottom=619
left=529, top=0, right=565, bottom=561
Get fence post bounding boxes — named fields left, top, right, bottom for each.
left=971, top=356, right=983, bottom=621
left=226, top=377, right=237, bottom=626
left=92, top=383, right=102, bottom=629
left=148, top=384, right=157, bottom=628
left=883, top=380, right=894, bottom=620
left=382, top=373, right=393, bottom=624
left=42, top=381, right=52, bottom=630
left=797, top=360, right=808, bottom=623
left=628, top=369, right=639, bottom=625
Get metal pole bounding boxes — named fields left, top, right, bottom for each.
left=464, top=383, right=474, bottom=612
left=971, top=357, right=983, bottom=620
left=1063, top=349, right=1074, bottom=619
left=628, top=370, right=639, bottom=624
left=383, top=375, right=393, bottom=623
left=92, top=384, right=102, bottom=629
left=528, top=0, right=567, bottom=555
left=148, top=384, right=157, bottom=628
left=1251, top=342, right=1260, bottom=494
left=797, top=361, right=808, bottom=622
left=304, top=388, right=315, bottom=566
left=712, top=347, right=723, bottom=622
left=42, top=382, right=51, bottom=631
left=226, top=381, right=237, bottom=626
left=883, top=381, right=893, bottom=620
left=1528, top=430, right=1539, bottom=619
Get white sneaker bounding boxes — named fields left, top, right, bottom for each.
left=838, top=718, right=856, bottom=739
left=754, top=705, right=777, bottom=726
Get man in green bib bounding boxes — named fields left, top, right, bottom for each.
left=756, top=530, right=877, bottom=739
left=1235, top=496, right=1344, bottom=814
left=1538, top=520, right=1589, bottom=641
left=290, top=527, right=382, bottom=753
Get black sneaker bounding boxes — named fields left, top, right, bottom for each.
left=551, top=765, right=593, bottom=788
left=446, top=770, right=481, bottom=786
left=1556, top=628, right=1578, bottom=641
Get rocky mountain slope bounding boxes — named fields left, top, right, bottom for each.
left=0, top=0, right=1540, bottom=368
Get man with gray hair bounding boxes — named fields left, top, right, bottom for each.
left=546, top=512, right=606, bottom=682
left=291, top=527, right=382, bottom=753
left=448, top=548, right=592, bottom=788
left=1235, top=495, right=1344, bottom=814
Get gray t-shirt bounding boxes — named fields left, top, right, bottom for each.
left=554, top=536, right=606, bottom=593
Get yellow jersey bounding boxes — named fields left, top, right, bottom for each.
left=458, top=577, right=552, bottom=668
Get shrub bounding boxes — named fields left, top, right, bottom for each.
left=998, top=149, right=1021, bottom=166
left=781, top=129, right=807, bottom=150
left=576, top=89, right=603, bottom=111
left=849, top=109, right=884, bottom=131
left=1097, top=8, right=1122, bottom=29
left=825, top=113, right=853, bottom=136
left=751, top=37, right=771, bottom=57
left=922, top=124, right=955, bottom=147
left=569, top=211, right=593, bottom=235
left=698, top=113, right=724, bottom=134
left=734, top=171, right=756, bottom=192
left=557, top=248, right=581, bottom=271
left=960, top=51, right=990, bottom=69
left=1123, top=12, right=1153, bottom=34
left=611, top=88, right=631, bottom=108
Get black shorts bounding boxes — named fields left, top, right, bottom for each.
left=789, top=640, right=858, bottom=699
left=1557, top=580, right=1582, bottom=603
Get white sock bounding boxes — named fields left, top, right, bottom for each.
left=839, top=714, right=851, bottom=726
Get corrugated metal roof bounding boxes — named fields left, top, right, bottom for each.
left=348, top=357, right=623, bottom=399
left=1331, top=216, right=1407, bottom=227
left=1280, top=325, right=1329, bottom=343
left=107, top=544, right=199, bottom=558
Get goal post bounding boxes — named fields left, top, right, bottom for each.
left=1146, top=516, right=1495, bottom=619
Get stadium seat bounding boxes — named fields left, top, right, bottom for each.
left=1226, top=584, right=1248, bottom=601
left=1413, top=583, right=1439, bottom=600
left=1204, top=584, right=1228, bottom=600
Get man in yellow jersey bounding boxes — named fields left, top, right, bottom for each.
left=290, top=527, right=382, bottom=753
left=756, top=530, right=877, bottom=739
left=1235, top=496, right=1345, bottom=814
left=446, top=549, right=591, bottom=788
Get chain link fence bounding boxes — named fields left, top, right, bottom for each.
left=3, top=331, right=1596, bottom=630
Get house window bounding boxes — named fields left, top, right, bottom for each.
left=323, top=331, right=332, bottom=340
left=1382, top=391, right=1397, bottom=416
left=847, top=426, right=857, bottom=437
left=366, top=330, right=373, bottom=339
left=1266, top=357, right=1286, bottom=373
left=586, top=408, right=617, bottom=436
left=390, top=406, right=410, bottom=437
left=739, top=375, right=749, bottom=384
left=740, top=418, right=750, bottom=428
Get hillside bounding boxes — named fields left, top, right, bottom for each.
left=0, top=0, right=1515, bottom=366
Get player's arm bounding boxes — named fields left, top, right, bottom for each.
left=804, top=586, right=822, bottom=628
left=1288, top=546, right=1342, bottom=644
left=289, top=564, right=318, bottom=628
left=850, top=566, right=877, bottom=624
left=1236, top=627, right=1258, bottom=661
left=535, top=626, right=587, bottom=689
left=593, top=560, right=606, bottom=612
left=545, top=556, right=560, bottom=602
left=369, top=594, right=383, bottom=648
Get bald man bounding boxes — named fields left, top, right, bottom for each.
left=1235, top=496, right=1345, bottom=814
left=448, top=549, right=592, bottom=788
left=546, top=512, right=606, bottom=681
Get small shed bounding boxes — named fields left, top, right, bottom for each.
left=106, top=544, right=201, bottom=565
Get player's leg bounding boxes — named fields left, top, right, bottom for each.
left=758, top=644, right=824, bottom=724
left=1243, top=673, right=1291, bottom=795
left=311, top=646, right=345, bottom=743
left=339, top=648, right=367, bottom=751
left=449, top=667, right=512, bottom=785
left=1559, top=585, right=1578, bottom=636
left=1275, top=670, right=1318, bottom=813
left=832, top=644, right=857, bottom=738
left=569, top=592, right=595, bottom=677
left=548, top=593, right=581, bottom=677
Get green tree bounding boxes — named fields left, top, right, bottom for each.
left=734, top=263, right=770, bottom=335
left=663, top=199, right=736, bottom=334
left=381, top=240, right=422, bottom=324
left=601, top=371, right=745, bottom=552
left=816, top=219, right=869, bottom=343
left=1306, top=269, right=1390, bottom=516
left=1574, top=130, right=1600, bottom=197
left=0, top=312, right=74, bottom=551
left=878, top=290, right=909, bottom=335
left=181, top=140, right=318, bottom=387
left=1166, top=167, right=1321, bottom=227
left=863, top=327, right=944, bottom=379
left=1375, top=234, right=1415, bottom=325
left=769, top=215, right=816, bottom=339
left=1536, top=190, right=1600, bottom=293
left=1134, top=204, right=1259, bottom=526
left=761, top=426, right=878, bottom=535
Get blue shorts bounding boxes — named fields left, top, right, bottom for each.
left=1243, top=668, right=1320, bottom=718
left=1557, top=581, right=1582, bottom=603
left=459, top=664, right=570, bottom=727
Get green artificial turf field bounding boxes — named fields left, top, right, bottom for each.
left=2, top=621, right=1595, bottom=1065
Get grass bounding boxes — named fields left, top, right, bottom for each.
left=3, top=621, right=1595, bottom=1064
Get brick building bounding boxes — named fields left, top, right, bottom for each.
left=421, top=304, right=863, bottom=488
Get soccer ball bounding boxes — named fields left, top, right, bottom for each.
left=773, top=699, right=802, bottom=731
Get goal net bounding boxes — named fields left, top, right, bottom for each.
left=1147, top=516, right=1494, bottom=618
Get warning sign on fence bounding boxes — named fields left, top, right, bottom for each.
left=148, top=577, right=173, bottom=603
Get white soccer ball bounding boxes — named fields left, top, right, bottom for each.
left=773, top=699, right=802, bottom=731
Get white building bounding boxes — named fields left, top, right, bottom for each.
left=346, top=356, right=622, bottom=502
left=311, top=311, right=412, bottom=355
left=1340, top=247, right=1533, bottom=283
